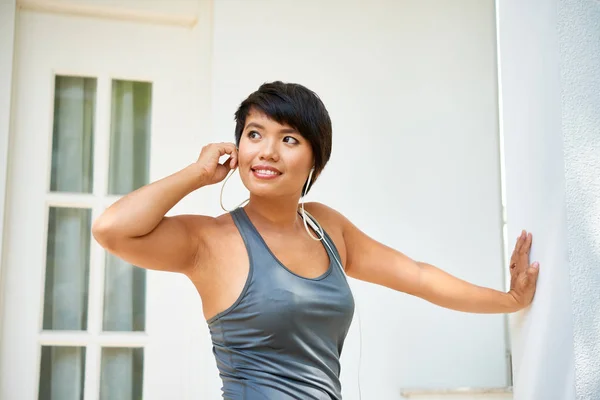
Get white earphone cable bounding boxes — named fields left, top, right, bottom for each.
left=220, top=167, right=249, bottom=212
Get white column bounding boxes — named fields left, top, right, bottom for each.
left=557, top=0, right=600, bottom=398
left=0, top=0, right=17, bottom=359
left=496, top=1, right=576, bottom=399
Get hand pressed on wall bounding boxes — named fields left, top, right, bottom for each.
left=508, top=230, right=540, bottom=309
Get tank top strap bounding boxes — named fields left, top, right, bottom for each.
left=299, top=209, right=346, bottom=277
left=231, top=206, right=346, bottom=277
left=229, top=207, right=266, bottom=263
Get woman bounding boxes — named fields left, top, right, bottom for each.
left=92, top=81, right=540, bottom=400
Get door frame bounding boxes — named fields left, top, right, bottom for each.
left=0, top=0, right=17, bottom=368
left=0, top=0, right=203, bottom=358
left=0, top=2, right=215, bottom=398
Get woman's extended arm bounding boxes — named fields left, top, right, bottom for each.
left=309, top=203, right=539, bottom=313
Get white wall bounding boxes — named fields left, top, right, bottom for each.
left=558, top=0, right=600, bottom=398
left=497, top=0, right=576, bottom=399
left=204, top=1, right=508, bottom=398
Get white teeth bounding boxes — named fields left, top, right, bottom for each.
left=255, top=169, right=278, bottom=175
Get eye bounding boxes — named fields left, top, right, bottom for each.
left=247, top=130, right=261, bottom=139
left=283, top=136, right=299, bottom=144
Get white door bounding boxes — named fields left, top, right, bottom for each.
left=0, top=8, right=209, bottom=400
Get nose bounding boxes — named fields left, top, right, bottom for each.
left=258, top=137, right=280, bottom=162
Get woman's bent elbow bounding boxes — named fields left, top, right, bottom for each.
left=91, top=217, right=118, bottom=249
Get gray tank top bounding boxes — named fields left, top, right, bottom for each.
left=207, top=207, right=355, bottom=399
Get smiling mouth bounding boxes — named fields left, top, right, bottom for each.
left=251, top=167, right=282, bottom=179
left=253, top=168, right=278, bottom=175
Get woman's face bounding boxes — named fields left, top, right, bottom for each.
left=237, top=108, right=314, bottom=199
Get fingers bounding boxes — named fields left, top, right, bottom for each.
left=214, top=142, right=238, bottom=168
left=515, top=230, right=526, bottom=252
left=510, top=232, right=525, bottom=269
left=524, top=232, right=533, bottom=254
left=527, top=262, right=540, bottom=286
left=529, top=262, right=540, bottom=273
left=223, top=156, right=236, bottom=170
left=216, top=142, right=237, bottom=157
left=510, top=230, right=536, bottom=276
left=515, top=230, right=533, bottom=254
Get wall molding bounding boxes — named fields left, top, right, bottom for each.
left=400, top=386, right=512, bottom=398
left=18, top=0, right=198, bottom=27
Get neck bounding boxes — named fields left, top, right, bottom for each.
left=244, top=194, right=302, bottom=230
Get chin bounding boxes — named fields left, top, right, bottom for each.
left=240, top=170, right=301, bottom=199
left=246, top=184, right=284, bottom=199
left=245, top=182, right=299, bottom=201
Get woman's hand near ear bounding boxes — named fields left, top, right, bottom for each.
left=195, top=142, right=238, bottom=186
left=91, top=142, right=237, bottom=274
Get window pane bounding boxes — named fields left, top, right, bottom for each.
left=50, top=76, right=96, bottom=193
left=100, top=347, right=144, bottom=400
left=38, top=346, right=86, bottom=400
left=43, top=207, right=91, bottom=330
left=103, top=254, right=146, bottom=331
left=108, top=80, right=152, bottom=195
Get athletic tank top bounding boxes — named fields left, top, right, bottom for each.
left=207, top=207, right=355, bottom=399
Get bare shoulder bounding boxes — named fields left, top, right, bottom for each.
left=167, top=212, right=238, bottom=268
left=171, top=213, right=217, bottom=230
left=178, top=212, right=235, bottom=236
left=303, top=202, right=350, bottom=233
left=303, top=202, right=350, bottom=263
left=169, top=213, right=220, bottom=245
left=192, top=211, right=240, bottom=262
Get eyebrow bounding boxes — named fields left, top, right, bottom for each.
left=245, top=122, right=298, bottom=134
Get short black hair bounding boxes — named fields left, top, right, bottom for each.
left=234, top=81, right=332, bottom=194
